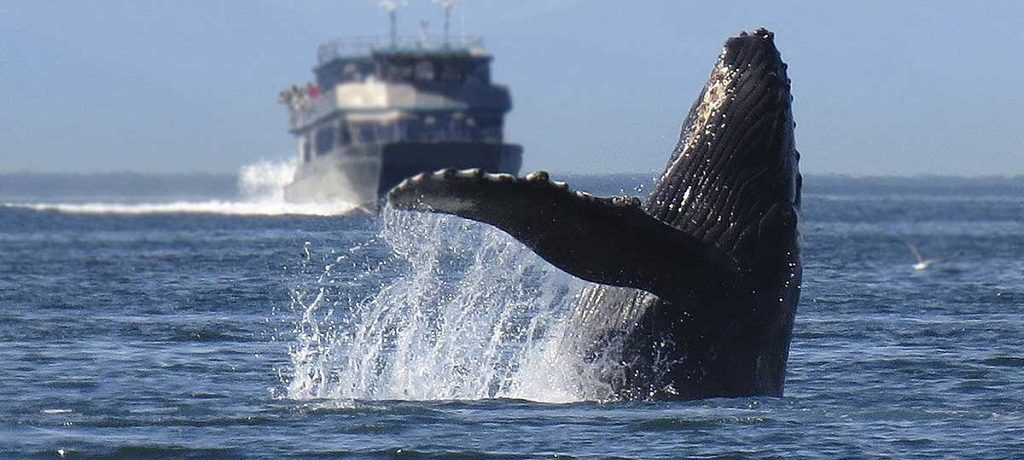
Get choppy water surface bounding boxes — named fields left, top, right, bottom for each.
left=1, top=174, right=1022, bottom=459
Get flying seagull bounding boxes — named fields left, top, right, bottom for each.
left=906, top=242, right=938, bottom=271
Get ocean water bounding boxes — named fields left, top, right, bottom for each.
left=1, top=170, right=1022, bottom=459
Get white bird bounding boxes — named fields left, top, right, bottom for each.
left=906, top=242, right=937, bottom=271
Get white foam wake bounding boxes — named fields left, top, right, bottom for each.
left=281, top=207, right=614, bottom=404
left=3, top=160, right=362, bottom=216
left=7, top=200, right=359, bottom=216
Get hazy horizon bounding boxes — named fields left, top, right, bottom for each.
left=3, top=170, right=1023, bottom=182
left=2, top=1, right=1022, bottom=176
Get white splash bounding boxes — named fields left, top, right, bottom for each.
left=3, top=160, right=361, bottom=216
left=283, top=207, right=611, bottom=403
left=238, top=159, right=299, bottom=201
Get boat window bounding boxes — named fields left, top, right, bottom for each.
left=473, top=115, right=502, bottom=142
left=350, top=121, right=402, bottom=144
left=315, top=127, right=335, bottom=155
left=343, top=113, right=504, bottom=144
left=386, top=62, right=414, bottom=81
left=415, top=60, right=435, bottom=81
left=380, top=123, right=399, bottom=143
left=337, top=121, right=351, bottom=146
left=301, top=137, right=312, bottom=162
left=465, top=62, right=489, bottom=85
left=342, top=62, right=361, bottom=82
left=356, top=124, right=374, bottom=144
left=403, top=119, right=422, bottom=142
left=438, top=62, right=464, bottom=82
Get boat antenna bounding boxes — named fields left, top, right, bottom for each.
left=419, top=21, right=430, bottom=47
left=379, top=0, right=407, bottom=49
left=434, top=0, right=460, bottom=47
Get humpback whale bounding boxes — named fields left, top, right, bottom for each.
left=388, top=28, right=802, bottom=400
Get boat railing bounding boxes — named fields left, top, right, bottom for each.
left=287, top=88, right=336, bottom=131
left=317, top=35, right=485, bottom=64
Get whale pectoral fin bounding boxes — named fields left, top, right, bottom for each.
left=387, top=170, right=739, bottom=300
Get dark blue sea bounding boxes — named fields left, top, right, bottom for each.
left=1, top=172, right=1022, bottom=459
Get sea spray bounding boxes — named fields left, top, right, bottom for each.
left=283, top=206, right=621, bottom=403
left=239, top=159, right=297, bottom=201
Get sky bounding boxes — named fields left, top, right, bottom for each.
left=1, top=0, right=1021, bottom=176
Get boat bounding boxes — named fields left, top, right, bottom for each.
left=278, top=8, right=522, bottom=206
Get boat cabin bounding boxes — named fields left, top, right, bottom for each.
left=282, top=36, right=513, bottom=165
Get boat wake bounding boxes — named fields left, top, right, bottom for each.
left=280, top=207, right=620, bottom=404
left=2, top=160, right=363, bottom=216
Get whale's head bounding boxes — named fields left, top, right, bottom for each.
left=647, top=28, right=801, bottom=265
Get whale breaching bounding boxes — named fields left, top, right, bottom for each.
left=388, top=28, right=802, bottom=401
